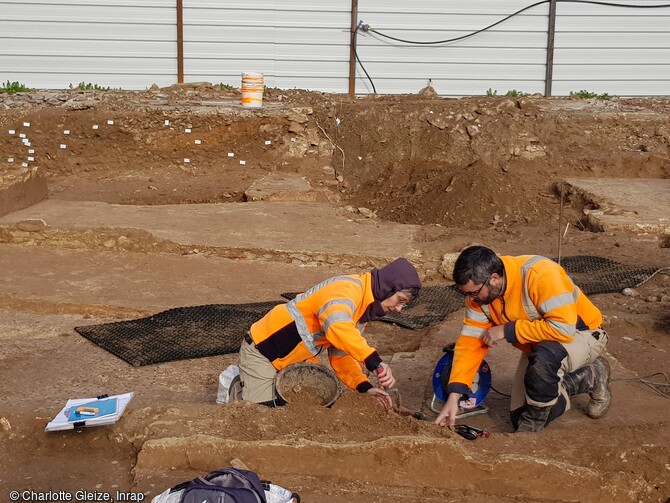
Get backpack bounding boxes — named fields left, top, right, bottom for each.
left=172, top=467, right=267, bottom=503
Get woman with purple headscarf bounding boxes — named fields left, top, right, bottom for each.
left=235, top=258, right=421, bottom=408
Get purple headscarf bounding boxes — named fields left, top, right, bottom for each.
left=359, top=258, right=422, bottom=322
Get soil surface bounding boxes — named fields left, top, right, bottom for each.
left=1, top=84, right=669, bottom=503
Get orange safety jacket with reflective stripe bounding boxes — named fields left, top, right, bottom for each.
left=448, top=255, right=603, bottom=395
left=249, top=272, right=382, bottom=392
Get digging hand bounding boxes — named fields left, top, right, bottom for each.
left=366, top=387, right=393, bottom=410
left=434, top=392, right=460, bottom=429
left=376, top=364, right=401, bottom=411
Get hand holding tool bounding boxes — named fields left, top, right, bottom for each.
left=376, top=365, right=401, bottom=411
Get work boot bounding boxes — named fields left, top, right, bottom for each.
left=562, top=357, right=611, bottom=419
left=587, top=357, right=611, bottom=419
left=515, top=404, right=551, bottom=433
left=228, top=375, right=243, bottom=402
left=563, top=365, right=592, bottom=397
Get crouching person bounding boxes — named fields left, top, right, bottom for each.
left=434, top=246, right=611, bottom=433
left=236, top=258, right=421, bottom=409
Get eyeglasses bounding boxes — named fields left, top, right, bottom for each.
left=459, top=277, right=489, bottom=298
left=395, top=295, right=413, bottom=309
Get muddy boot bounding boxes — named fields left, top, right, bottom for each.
left=562, top=357, right=611, bottom=419
left=586, top=357, right=611, bottom=419
left=563, top=365, right=593, bottom=397
left=515, top=405, right=551, bottom=433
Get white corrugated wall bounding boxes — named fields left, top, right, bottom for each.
left=354, top=0, right=670, bottom=96
left=0, top=0, right=669, bottom=96
left=182, top=1, right=351, bottom=91
left=552, top=1, right=670, bottom=96
left=0, top=0, right=177, bottom=89
left=355, top=1, right=551, bottom=96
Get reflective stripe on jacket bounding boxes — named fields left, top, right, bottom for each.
left=249, top=272, right=382, bottom=391
left=449, top=255, right=603, bottom=393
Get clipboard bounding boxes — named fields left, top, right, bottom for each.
left=45, top=392, right=134, bottom=432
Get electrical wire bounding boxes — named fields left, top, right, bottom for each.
left=355, top=0, right=670, bottom=92
left=611, top=372, right=670, bottom=399
left=490, top=373, right=670, bottom=400
left=362, top=0, right=670, bottom=46
left=490, top=384, right=511, bottom=398
left=354, top=45, right=376, bottom=94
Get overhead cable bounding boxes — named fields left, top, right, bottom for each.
left=360, top=0, right=670, bottom=46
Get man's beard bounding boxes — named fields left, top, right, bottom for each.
left=475, top=281, right=503, bottom=305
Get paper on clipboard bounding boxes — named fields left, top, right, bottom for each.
left=66, top=397, right=118, bottom=422
left=45, top=392, right=134, bottom=432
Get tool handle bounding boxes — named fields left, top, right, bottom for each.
left=376, top=365, right=386, bottom=387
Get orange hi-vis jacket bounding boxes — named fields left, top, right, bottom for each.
left=448, top=255, right=603, bottom=395
left=249, top=272, right=383, bottom=393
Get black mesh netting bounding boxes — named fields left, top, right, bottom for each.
left=74, top=301, right=283, bottom=367
left=74, top=256, right=668, bottom=366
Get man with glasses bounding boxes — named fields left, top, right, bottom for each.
left=434, top=246, right=610, bottom=432
left=235, top=258, right=421, bottom=409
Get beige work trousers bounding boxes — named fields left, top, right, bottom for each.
left=239, top=336, right=279, bottom=403
left=510, top=328, right=609, bottom=411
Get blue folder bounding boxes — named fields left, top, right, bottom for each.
left=67, top=398, right=118, bottom=422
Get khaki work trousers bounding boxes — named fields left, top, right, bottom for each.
left=510, top=328, right=609, bottom=411
left=239, top=336, right=279, bottom=404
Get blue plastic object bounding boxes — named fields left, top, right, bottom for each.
left=431, top=350, right=491, bottom=406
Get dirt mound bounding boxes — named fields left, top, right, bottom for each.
left=3, top=89, right=669, bottom=232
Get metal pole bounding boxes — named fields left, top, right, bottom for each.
left=544, top=0, right=557, bottom=97
left=177, top=0, right=184, bottom=84
left=348, top=0, right=359, bottom=97
left=557, top=184, right=564, bottom=265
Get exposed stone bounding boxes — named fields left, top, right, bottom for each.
left=440, top=252, right=460, bottom=281
left=0, top=168, right=48, bottom=217
left=243, top=172, right=336, bottom=204
left=317, top=141, right=334, bottom=156
left=427, top=115, right=448, bottom=130
left=466, top=125, right=480, bottom=138
left=16, top=218, right=47, bottom=232
left=305, top=129, right=320, bottom=146
left=520, top=145, right=547, bottom=159
left=287, top=139, right=309, bottom=157
left=288, top=121, right=305, bottom=134
left=286, top=111, right=309, bottom=123
left=357, top=207, right=377, bottom=219
left=418, top=84, right=438, bottom=98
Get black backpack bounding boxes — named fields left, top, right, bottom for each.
left=172, top=467, right=267, bottom=503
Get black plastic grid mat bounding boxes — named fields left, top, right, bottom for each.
left=74, top=256, right=668, bottom=366
left=74, top=301, right=282, bottom=367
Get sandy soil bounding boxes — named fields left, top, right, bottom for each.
left=0, top=84, right=669, bottom=503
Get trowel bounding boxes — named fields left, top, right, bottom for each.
left=377, top=366, right=427, bottom=419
